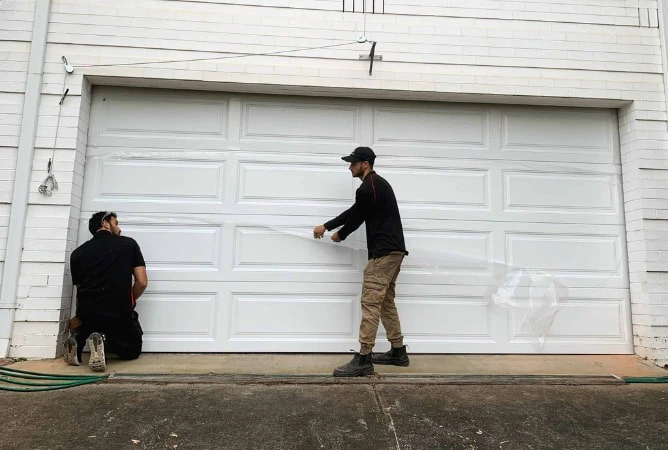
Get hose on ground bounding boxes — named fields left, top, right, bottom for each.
left=623, top=376, right=668, bottom=384
left=0, top=366, right=107, bottom=392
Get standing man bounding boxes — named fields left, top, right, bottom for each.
left=64, top=211, right=148, bottom=371
left=314, top=146, right=409, bottom=377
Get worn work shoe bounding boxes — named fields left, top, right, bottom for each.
left=63, top=335, right=80, bottom=366
left=87, top=332, right=106, bottom=372
left=333, top=353, right=374, bottom=377
left=372, top=345, right=410, bottom=367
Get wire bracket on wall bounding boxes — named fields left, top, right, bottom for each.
left=62, top=55, right=74, bottom=73
left=38, top=160, right=58, bottom=197
left=59, top=88, right=69, bottom=105
left=358, top=40, right=381, bottom=75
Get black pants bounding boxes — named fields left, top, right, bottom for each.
left=74, top=312, right=143, bottom=361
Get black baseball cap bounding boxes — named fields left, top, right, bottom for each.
left=342, top=146, right=376, bottom=163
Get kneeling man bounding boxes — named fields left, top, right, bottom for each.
left=65, top=211, right=148, bottom=371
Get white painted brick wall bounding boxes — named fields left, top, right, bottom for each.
left=2, top=0, right=667, bottom=366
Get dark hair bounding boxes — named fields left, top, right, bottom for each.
left=88, top=211, right=116, bottom=235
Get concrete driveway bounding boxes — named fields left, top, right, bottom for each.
left=1, top=354, right=667, bottom=449
left=1, top=382, right=667, bottom=449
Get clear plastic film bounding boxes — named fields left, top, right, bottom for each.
left=491, top=269, right=561, bottom=350
left=109, top=214, right=586, bottom=351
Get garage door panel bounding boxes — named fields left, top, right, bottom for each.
left=137, top=291, right=219, bottom=352
left=90, top=87, right=229, bottom=149
left=123, top=224, right=223, bottom=272
left=90, top=157, right=225, bottom=201
left=386, top=167, right=490, bottom=209
left=229, top=293, right=356, bottom=339
left=225, top=282, right=362, bottom=352
left=506, top=232, right=623, bottom=276
left=501, top=109, right=615, bottom=163
left=237, top=161, right=354, bottom=204
left=387, top=161, right=622, bottom=225
left=402, top=221, right=627, bottom=286
left=233, top=226, right=357, bottom=271
left=498, top=223, right=627, bottom=288
left=99, top=96, right=227, bottom=139
left=503, top=170, right=620, bottom=214
left=397, top=296, right=493, bottom=339
left=509, top=299, right=626, bottom=341
left=403, top=229, right=492, bottom=273
left=241, top=101, right=360, bottom=142
left=373, top=107, right=489, bottom=149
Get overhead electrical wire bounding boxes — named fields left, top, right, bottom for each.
left=73, top=41, right=361, bottom=69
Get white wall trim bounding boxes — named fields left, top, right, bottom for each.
left=86, top=75, right=632, bottom=109
left=0, top=0, right=52, bottom=357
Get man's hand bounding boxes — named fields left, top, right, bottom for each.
left=68, top=315, right=82, bottom=333
left=331, top=232, right=341, bottom=242
left=313, top=225, right=326, bottom=239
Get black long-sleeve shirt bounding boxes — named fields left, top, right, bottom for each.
left=71, top=231, right=145, bottom=320
left=325, top=171, right=407, bottom=260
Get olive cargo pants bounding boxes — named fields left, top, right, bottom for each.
left=359, top=252, right=405, bottom=355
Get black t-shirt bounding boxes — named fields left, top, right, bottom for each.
left=70, top=231, right=146, bottom=320
left=325, top=171, right=407, bottom=260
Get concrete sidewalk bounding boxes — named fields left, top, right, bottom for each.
left=5, top=354, right=666, bottom=382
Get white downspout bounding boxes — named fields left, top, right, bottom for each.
left=0, top=0, right=52, bottom=357
left=657, top=1, right=668, bottom=129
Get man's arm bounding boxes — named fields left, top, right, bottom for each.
left=313, top=206, right=353, bottom=239
left=334, top=186, right=371, bottom=241
left=325, top=206, right=353, bottom=231
left=132, top=266, right=148, bottom=300
left=336, top=202, right=365, bottom=240
left=131, top=240, right=148, bottom=301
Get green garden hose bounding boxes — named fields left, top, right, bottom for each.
left=0, top=366, right=108, bottom=392
left=623, top=376, right=668, bottom=384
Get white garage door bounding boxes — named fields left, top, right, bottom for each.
left=80, top=87, right=632, bottom=354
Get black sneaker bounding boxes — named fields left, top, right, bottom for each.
left=63, top=336, right=80, bottom=366
left=333, top=353, right=374, bottom=377
left=87, top=332, right=106, bottom=372
left=372, top=345, right=409, bottom=367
